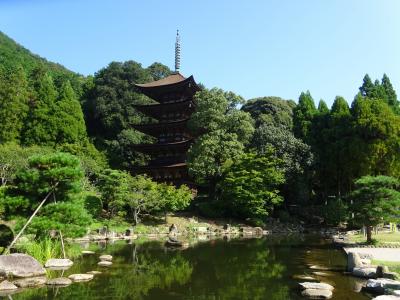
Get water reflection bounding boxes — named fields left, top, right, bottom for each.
left=7, top=236, right=369, bottom=300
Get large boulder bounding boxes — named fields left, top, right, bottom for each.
left=352, top=267, right=377, bottom=278
left=45, top=258, right=73, bottom=268
left=0, top=254, right=46, bottom=278
left=347, top=252, right=363, bottom=272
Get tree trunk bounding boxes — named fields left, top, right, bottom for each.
left=134, top=208, right=138, bottom=225
left=366, top=225, right=373, bottom=243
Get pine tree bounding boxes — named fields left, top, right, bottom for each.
left=0, top=66, right=29, bottom=143
left=293, top=91, right=317, bottom=142
left=359, top=74, right=374, bottom=97
left=331, top=96, right=350, bottom=115
left=22, top=72, right=58, bottom=146
left=317, top=100, right=329, bottom=114
left=382, top=74, right=398, bottom=109
left=55, top=80, right=87, bottom=144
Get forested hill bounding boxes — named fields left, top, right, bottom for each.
left=0, top=31, right=84, bottom=94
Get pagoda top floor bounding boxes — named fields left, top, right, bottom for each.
left=135, top=73, right=200, bottom=103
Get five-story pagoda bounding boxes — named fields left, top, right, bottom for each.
left=133, top=31, right=200, bottom=185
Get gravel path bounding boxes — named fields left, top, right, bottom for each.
left=344, top=247, right=400, bottom=262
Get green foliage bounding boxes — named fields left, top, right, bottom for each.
left=241, top=96, right=295, bottom=128
left=321, top=198, right=349, bottom=226
left=15, top=238, right=82, bottom=264
left=158, top=183, right=192, bottom=213
left=350, top=176, right=400, bottom=228
left=188, top=88, right=254, bottom=192
left=317, top=100, right=329, bottom=114
left=293, top=91, right=317, bottom=142
left=83, top=192, right=103, bottom=218
left=0, top=66, right=30, bottom=143
left=2, top=152, right=89, bottom=238
left=219, top=152, right=285, bottom=222
left=83, top=61, right=170, bottom=169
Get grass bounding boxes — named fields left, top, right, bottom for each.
left=15, top=238, right=82, bottom=264
left=348, top=232, right=400, bottom=245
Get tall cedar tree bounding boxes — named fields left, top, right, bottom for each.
left=293, top=91, right=317, bottom=142
left=0, top=66, right=29, bottom=143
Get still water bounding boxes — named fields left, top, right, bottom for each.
left=6, top=235, right=371, bottom=300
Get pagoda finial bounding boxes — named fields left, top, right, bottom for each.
left=175, top=30, right=181, bottom=73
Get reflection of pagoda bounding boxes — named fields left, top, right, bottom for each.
left=133, top=31, right=200, bottom=185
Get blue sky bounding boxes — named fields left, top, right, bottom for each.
left=0, top=0, right=399, bottom=106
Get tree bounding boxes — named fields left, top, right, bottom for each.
left=54, top=80, right=87, bottom=144
left=350, top=176, right=400, bottom=243
left=0, top=66, right=30, bottom=143
left=293, top=91, right=317, bottom=142
left=219, top=152, right=285, bottom=223
left=252, top=124, right=313, bottom=204
left=187, top=88, right=254, bottom=197
left=83, top=61, right=163, bottom=169
left=22, top=71, right=58, bottom=146
left=158, top=183, right=192, bottom=219
left=381, top=73, right=398, bottom=110
left=147, top=62, right=172, bottom=81
left=317, top=100, right=329, bottom=114
left=188, top=131, right=244, bottom=194
left=359, top=74, right=375, bottom=97
left=241, top=96, right=295, bottom=129
left=1, top=152, right=90, bottom=238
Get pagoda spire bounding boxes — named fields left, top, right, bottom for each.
left=175, top=30, right=181, bottom=73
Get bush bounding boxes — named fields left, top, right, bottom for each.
left=322, top=198, right=348, bottom=226
left=84, top=192, right=102, bottom=218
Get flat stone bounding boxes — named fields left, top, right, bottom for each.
left=68, top=273, right=94, bottom=282
left=299, top=282, right=334, bottom=291
left=46, top=277, right=72, bottom=286
left=392, top=290, right=400, bottom=296
left=352, top=267, right=376, bottom=278
left=82, top=250, right=95, bottom=255
left=347, top=252, right=363, bottom=271
left=0, top=280, right=18, bottom=291
left=309, top=265, right=331, bottom=271
left=87, top=271, right=102, bottom=275
left=45, top=258, right=73, bottom=268
left=99, top=255, right=112, bottom=261
left=13, top=276, right=47, bottom=288
left=367, top=278, right=400, bottom=290
left=98, top=261, right=112, bottom=267
left=301, top=288, right=333, bottom=299
left=372, top=296, right=400, bottom=300
left=0, top=254, right=46, bottom=278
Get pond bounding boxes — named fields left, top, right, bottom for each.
left=6, top=235, right=371, bottom=299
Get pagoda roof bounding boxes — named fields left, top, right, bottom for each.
left=135, top=73, right=186, bottom=88
left=134, top=98, right=195, bottom=119
left=135, top=73, right=200, bottom=102
left=132, top=139, right=193, bottom=153
left=133, top=119, right=190, bottom=137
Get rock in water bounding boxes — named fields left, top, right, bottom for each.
left=82, top=250, right=95, bottom=255
left=46, top=277, right=72, bottom=286
left=372, top=296, right=400, bottom=300
left=352, top=267, right=377, bottom=278
left=347, top=252, right=363, bottom=272
left=13, top=277, right=47, bottom=288
left=68, top=274, right=94, bottom=282
left=0, top=254, right=46, bottom=278
left=98, top=261, right=112, bottom=267
left=0, top=280, right=17, bottom=291
left=292, top=275, right=318, bottom=281
left=99, top=255, right=113, bottom=262
left=301, top=288, right=333, bottom=299
left=298, top=282, right=334, bottom=291
left=45, top=258, right=73, bottom=268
